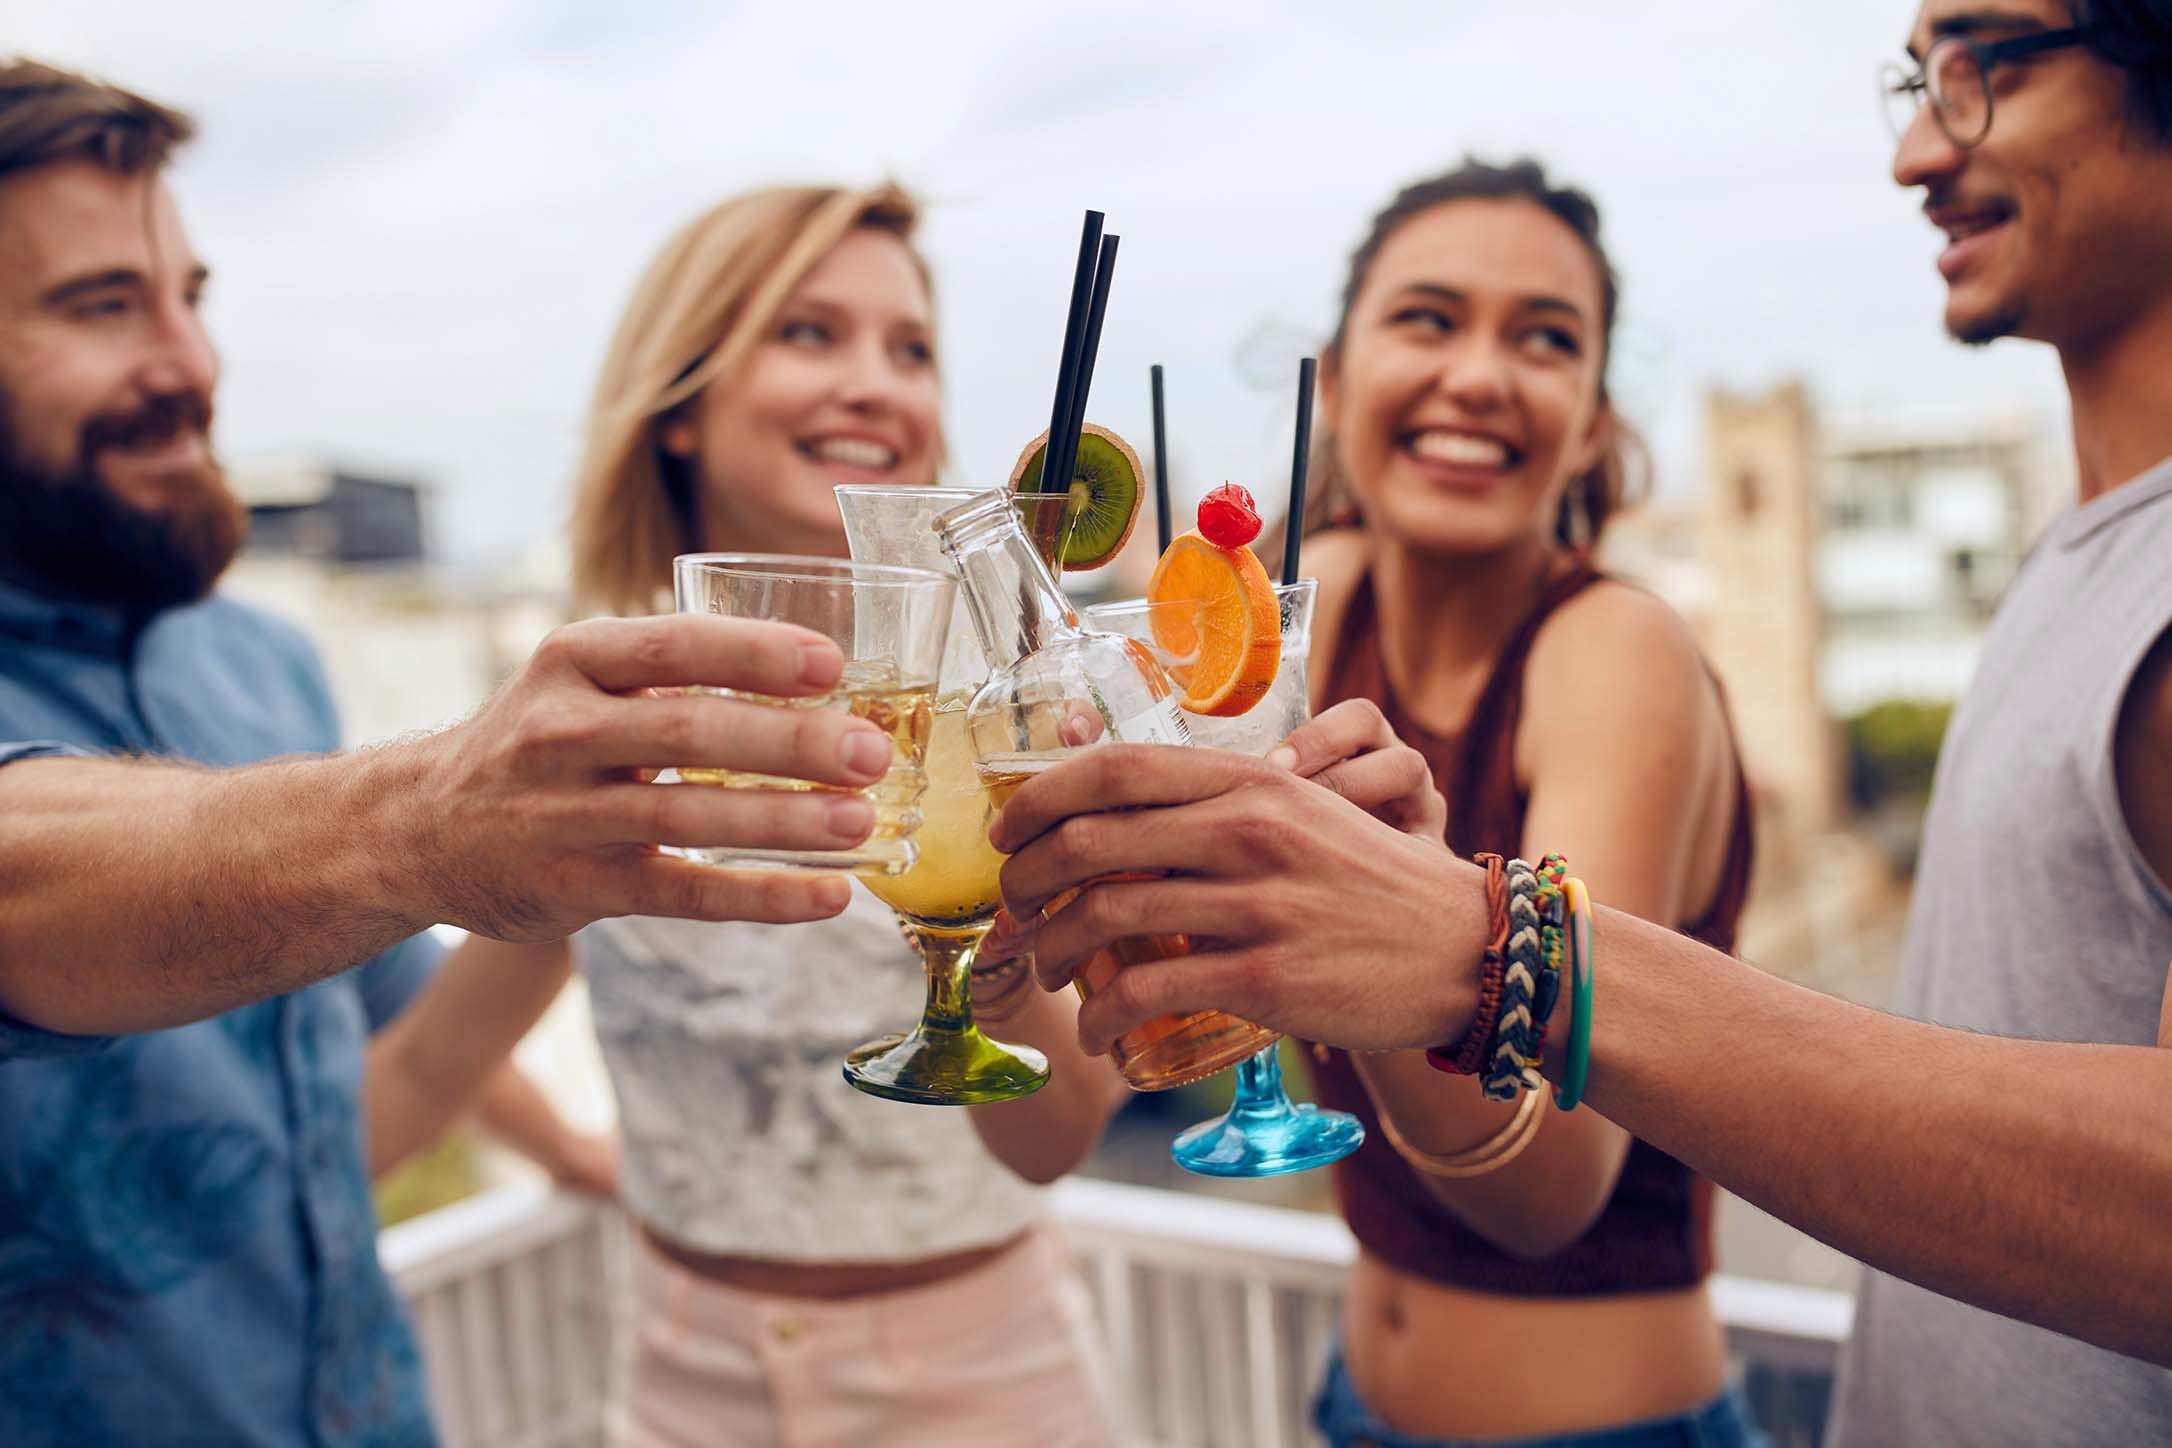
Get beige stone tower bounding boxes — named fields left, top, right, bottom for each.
left=1699, top=382, right=1838, bottom=835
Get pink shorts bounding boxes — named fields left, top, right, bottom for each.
left=607, top=1223, right=1119, bottom=1448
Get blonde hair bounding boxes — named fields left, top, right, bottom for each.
left=568, top=182, right=929, bottom=616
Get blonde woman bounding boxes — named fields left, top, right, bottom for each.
left=562, top=184, right=1122, bottom=1448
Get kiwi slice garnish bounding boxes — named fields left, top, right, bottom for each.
left=1007, top=422, right=1143, bottom=571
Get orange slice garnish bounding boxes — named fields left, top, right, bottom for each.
left=1145, top=530, right=1280, bottom=717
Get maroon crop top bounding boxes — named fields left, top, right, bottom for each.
left=1307, top=559, right=1755, bottom=1296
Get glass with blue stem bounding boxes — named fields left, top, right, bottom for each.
left=1084, top=577, right=1365, bottom=1176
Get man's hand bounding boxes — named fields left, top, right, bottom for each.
left=988, top=744, right=1485, bottom=1056
left=1267, top=698, right=1446, bottom=842
left=388, top=614, right=894, bottom=941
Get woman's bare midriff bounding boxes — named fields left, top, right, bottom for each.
left=639, top=1221, right=1029, bottom=1300
left=1344, top=1250, right=1726, bottom=1440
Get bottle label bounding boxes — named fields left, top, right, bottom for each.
left=1111, top=697, right=1193, bottom=748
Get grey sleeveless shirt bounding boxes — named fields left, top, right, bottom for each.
left=1829, top=456, right=2172, bottom=1447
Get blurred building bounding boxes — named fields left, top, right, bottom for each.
left=1698, top=382, right=1840, bottom=837
left=1816, top=412, right=2057, bottom=716
left=235, top=458, right=430, bottom=567
left=1626, top=382, right=2068, bottom=1005
left=1679, top=384, right=2062, bottom=818
left=222, top=456, right=563, bottom=748
left=1594, top=499, right=1704, bottom=622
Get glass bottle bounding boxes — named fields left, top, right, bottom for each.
left=936, top=489, right=1280, bottom=1091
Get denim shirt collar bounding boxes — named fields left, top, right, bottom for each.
left=0, top=576, right=142, bottom=659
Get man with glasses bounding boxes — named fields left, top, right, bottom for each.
left=1880, top=20, right=2103, bottom=152
left=986, top=2, right=2172, bottom=1442
left=1838, top=2, right=2172, bottom=1441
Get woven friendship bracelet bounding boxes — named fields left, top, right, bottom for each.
left=1427, top=854, right=1509, bottom=1075
left=1459, top=854, right=1511, bottom=1073
left=1485, top=858, right=1547, bottom=1101
left=1494, top=859, right=1546, bottom=1098
left=1530, top=854, right=1568, bottom=1065
left=1531, top=897, right=1563, bottom=1070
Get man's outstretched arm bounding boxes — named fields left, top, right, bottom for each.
left=992, top=744, right=2172, bottom=1368
left=0, top=614, right=891, bottom=1036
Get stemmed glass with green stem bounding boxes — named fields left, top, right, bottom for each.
left=833, top=486, right=1080, bottom=1104
left=1084, top=578, right=1366, bottom=1176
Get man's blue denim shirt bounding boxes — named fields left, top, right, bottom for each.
left=0, top=578, right=440, bottom=1446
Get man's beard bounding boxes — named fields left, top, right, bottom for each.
left=0, top=387, right=247, bottom=613
left=1951, top=305, right=2026, bottom=348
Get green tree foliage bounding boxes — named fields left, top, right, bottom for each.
left=1846, top=699, right=1954, bottom=811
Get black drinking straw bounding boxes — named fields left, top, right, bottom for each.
left=1058, top=232, right=1119, bottom=495
left=1150, top=364, right=1172, bottom=554
left=1040, top=211, right=1105, bottom=496
left=1282, top=356, right=1317, bottom=586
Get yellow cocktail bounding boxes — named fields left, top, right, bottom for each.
left=861, top=702, right=1005, bottom=931
left=835, top=483, right=1072, bottom=1106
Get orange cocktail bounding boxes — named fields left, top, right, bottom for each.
left=978, top=753, right=1277, bottom=1090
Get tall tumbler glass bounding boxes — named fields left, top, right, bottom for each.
left=671, top=552, right=955, bottom=876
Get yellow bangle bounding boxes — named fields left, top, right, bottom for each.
left=1376, top=1087, right=1545, bottom=1179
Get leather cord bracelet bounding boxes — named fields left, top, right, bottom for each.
left=1426, top=854, right=1508, bottom=1075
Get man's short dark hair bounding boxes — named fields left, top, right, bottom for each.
left=2073, top=0, right=2172, bottom=142
left=0, top=58, right=193, bottom=183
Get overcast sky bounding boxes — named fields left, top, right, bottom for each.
left=11, top=0, right=2073, bottom=567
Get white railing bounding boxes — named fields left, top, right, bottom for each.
left=385, top=1179, right=1850, bottom=1448
left=382, top=1182, right=624, bottom=1448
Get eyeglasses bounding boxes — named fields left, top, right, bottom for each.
left=1880, top=27, right=2092, bottom=149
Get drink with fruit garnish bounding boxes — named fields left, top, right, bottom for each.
left=935, top=487, right=1296, bottom=1094
left=1082, top=484, right=1365, bottom=1174
left=975, top=750, right=1279, bottom=1090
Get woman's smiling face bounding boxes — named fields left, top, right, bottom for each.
left=1322, top=197, right=1610, bottom=557
left=666, top=227, right=941, bottom=556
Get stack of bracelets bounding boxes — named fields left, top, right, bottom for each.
left=1376, top=852, right=1596, bottom=1180
left=968, top=954, right=1034, bottom=1022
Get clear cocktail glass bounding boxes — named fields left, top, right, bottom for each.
left=832, top=487, right=1078, bottom=1104
left=670, top=552, right=954, bottom=875
left=935, top=489, right=1286, bottom=1099
left=1085, top=578, right=1365, bottom=1176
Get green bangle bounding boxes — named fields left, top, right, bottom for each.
left=1555, top=876, right=1594, bottom=1112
